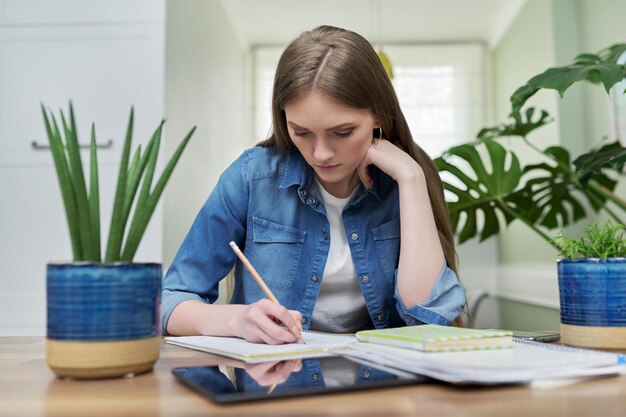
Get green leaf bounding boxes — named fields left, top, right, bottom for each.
left=61, top=104, right=96, bottom=261
left=510, top=43, right=626, bottom=115
left=137, top=122, right=164, bottom=211
left=104, top=108, right=134, bottom=263
left=517, top=146, right=617, bottom=229
left=89, top=123, right=101, bottom=263
left=598, top=44, right=626, bottom=64
left=122, top=125, right=160, bottom=212
left=573, top=53, right=602, bottom=65
left=121, top=126, right=195, bottom=261
left=477, top=107, right=552, bottom=141
left=41, top=105, right=83, bottom=261
left=551, top=220, right=626, bottom=258
left=573, top=141, right=626, bottom=184
left=434, top=141, right=522, bottom=243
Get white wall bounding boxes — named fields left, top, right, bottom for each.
left=163, top=0, right=248, bottom=268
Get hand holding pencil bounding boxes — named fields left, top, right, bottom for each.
left=229, top=241, right=305, bottom=344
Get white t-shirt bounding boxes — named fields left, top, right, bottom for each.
left=309, top=180, right=372, bottom=333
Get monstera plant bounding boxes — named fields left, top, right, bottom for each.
left=435, top=43, right=626, bottom=248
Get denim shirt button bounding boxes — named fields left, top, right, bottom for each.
left=363, top=370, right=370, bottom=378
left=300, top=190, right=308, bottom=197
left=376, top=315, right=383, bottom=321
left=321, top=231, right=328, bottom=240
left=312, top=373, right=319, bottom=381
left=311, top=274, right=319, bottom=282
left=308, top=197, right=316, bottom=205
left=351, top=233, right=358, bottom=240
left=301, top=317, right=307, bottom=324
left=361, top=276, right=369, bottom=283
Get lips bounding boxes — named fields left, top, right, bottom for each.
left=316, top=164, right=339, bottom=169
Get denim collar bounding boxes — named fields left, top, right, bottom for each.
left=279, top=151, right=383, bottom=204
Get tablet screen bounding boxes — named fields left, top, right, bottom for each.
left=172, top=356, right=427, bottom=404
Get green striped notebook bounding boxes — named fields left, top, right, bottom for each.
left=356, top=325, right=513, bottom=352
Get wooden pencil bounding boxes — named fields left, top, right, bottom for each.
left=229, top=241, right=305, bottom=344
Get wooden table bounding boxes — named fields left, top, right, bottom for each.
left=2, top=337, right=626, bottom=417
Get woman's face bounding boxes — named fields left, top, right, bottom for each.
left=283, top=90, right=378, bottom=198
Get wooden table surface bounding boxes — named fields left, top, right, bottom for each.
left=2, top=337, right=626, bottom=417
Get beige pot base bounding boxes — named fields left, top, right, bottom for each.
left=560, top=323, right=626, bottom=350
left=47, top=337, right=160, bottom=379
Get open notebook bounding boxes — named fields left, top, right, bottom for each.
left=165, top=331, right=355, bottom=363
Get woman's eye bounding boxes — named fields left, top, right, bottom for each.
left=334, top=129, right=354, bottom=138
left=293, top=131, right=310, bottom=137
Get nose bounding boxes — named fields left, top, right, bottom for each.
left=312, top=137, right=334, bottom=163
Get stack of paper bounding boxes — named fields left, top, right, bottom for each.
left=339, top=338, right=626, bottom=385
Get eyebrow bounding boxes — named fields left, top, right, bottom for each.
left=287, top=121, right=357, bottom=131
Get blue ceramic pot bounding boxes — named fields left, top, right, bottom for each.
left=558, top=258, right=626, bottom=326
left=557, top=258, right=626, bottom=348
left=46, top=262, right=162, bottom=378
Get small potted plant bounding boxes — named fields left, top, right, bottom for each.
left=551, top=220, right=626, bottom=349
left=43, top=102, right=195, bottom=379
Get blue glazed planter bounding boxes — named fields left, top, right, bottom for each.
left=46, top=262, right=162, bottom=379
left=557, top=258, right=626, bottom=348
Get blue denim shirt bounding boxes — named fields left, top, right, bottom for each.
left=162, top=147, right=465, bottom=333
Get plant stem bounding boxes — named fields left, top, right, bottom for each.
left=587, top=181, right=626, bottom=211
left=498, top=200, right=559, bottom=250
left=603, top=204, right=626, bottom=225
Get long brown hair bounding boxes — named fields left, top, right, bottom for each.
left=258, top=25, right=465, bottom=326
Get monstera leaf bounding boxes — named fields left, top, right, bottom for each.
left=510, top=44, right=626, bottom=115
left=517, top=146, right=617, bottom=229
left=518, top=147, right=586, bottom=229
left=435, top=141, right=523, bottom=243
left=573, top=141, right=626, bottom=185
left=477, top=107, right=552, bottom=141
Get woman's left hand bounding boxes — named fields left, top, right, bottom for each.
left=357, top=139, right=423, bottom=188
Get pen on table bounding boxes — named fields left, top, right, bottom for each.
left=229, top=241, right=305, bottom=344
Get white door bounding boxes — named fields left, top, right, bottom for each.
left=0, top=0, right=165, bottom=335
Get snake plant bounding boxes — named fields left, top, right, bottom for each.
left=42, top=102, right=195, bottom=263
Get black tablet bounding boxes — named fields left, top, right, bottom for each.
left=172, top=356, right=427, bottom=404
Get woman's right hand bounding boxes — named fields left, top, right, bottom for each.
left=244, top=359, right=303, bottom=386
left=231, top=299, right=303, bottom=344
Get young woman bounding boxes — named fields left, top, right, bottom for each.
left=162, top=25, right=465, bottom=344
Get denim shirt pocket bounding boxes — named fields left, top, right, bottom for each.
left=248, top=216, right=307, bottom=290
left=371, top=218, right=400, bottom=280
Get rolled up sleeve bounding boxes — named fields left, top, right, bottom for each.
left=393, top=262, right=465, bottom=326
left=161, top=152, right=249, bottom=334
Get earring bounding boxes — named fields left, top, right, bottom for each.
left=374, top=126, right=383, bottom=145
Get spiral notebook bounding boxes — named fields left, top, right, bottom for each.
left=165, top=331, right=355, bottom=363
